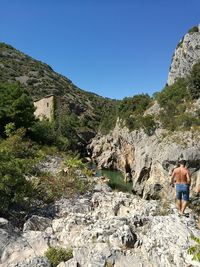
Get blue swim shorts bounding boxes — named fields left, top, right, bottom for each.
left=176, top=184, right=190, bottom=202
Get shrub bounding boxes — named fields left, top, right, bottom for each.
left=118, top=94, right=153, bottom=132
left=188, top=26, right=199, bottom=34
left=156, top=79, right=188, bottom=108
left=105, top=262, right=114, bottom=267
left=154, top=78, right=199, bottom=131
left=187, top=62, right=200, bottom=99
left=32, top=156, right=93, bottom=203
left=45, top=247, right=73, bottom=267
left=30, top=119, right=58, bottom=146
left=99, top=104, right=118, bottom=134
left=119, top=94, right=152, bottom=118
left=0, top=128, right=40, bottom=215
left=140, top=115, right=157, bottom=136
left=188, top=235, right=200, bottom=262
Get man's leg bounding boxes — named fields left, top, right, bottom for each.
left=181, top=185, right=190, bottom=215
left=175, top=185, right=182, bottom=214
left=181, top=200, right=188, bottom=214
left=176, top=199, right=182, bottom=214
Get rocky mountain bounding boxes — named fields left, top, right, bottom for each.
left=0, top=42, right=116, bottom=137
left=168, top=24, right=200, bottom=85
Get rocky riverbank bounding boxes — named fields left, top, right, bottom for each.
left=1, top=180, right=200, bottom=267
left=89, top=123, right=200, bottom=201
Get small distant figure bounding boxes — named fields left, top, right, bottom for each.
left=171, top=160, right=191, bottom=216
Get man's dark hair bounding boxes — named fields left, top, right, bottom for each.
left=179, top=159, right=186, bottom=166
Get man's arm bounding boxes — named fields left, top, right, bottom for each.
left=170, top=170, right=176, bottom=186
left=186, top=170, right=191, bottom=185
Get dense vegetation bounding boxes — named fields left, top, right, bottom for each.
left=155, top=62, right=200, bottom=131
left=0, top=82, right=94, bottom=216
left=0, top=123, right=93, bottom=216
left=102, top=61, right=200, bottom=135
left=118, top=94, right=157, bottom=135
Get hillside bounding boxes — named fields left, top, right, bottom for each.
left=0, top=42, right=117, bottom=138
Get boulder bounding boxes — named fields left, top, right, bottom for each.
left=23, top=215, right=52, bottom=232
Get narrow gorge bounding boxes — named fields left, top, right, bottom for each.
left=0, top=24, right=200, bottom=267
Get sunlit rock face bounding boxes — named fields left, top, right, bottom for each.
left=1, top=191, right=200, bottom=267
left=168, top=24, right=200, bottom=85
left=89, top=123, right=200, bottom=200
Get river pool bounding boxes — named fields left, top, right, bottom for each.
left=96, top=169, right=133, bottom=193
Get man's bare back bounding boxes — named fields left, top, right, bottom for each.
left=172, top=166, right=190, bottom=184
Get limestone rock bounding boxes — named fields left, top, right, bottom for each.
left=0, top=218, right=14, bottom=232
left=57, top=259, right=78, bottom=267
left=23, top=215, right=52, bottom=232
left=168, top=24, right=200, bottom=85
left=89, top=124, right=200, bottom=201
left=8, top=256, right=51, bottom=267
left=1, top=191, right=200, bottom=267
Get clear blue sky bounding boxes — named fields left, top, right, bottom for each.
left=1, top=0, right=200, bottom=99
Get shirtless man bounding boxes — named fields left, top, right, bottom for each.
left=171, top=160, right=191, bottom=216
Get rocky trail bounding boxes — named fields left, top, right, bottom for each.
left=1, top=180, right=200, bottom=267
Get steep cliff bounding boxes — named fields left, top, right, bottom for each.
left=168, top=24, right=200, bottom=85
left=89, top=123, right=200, bottom=200
left=89, top=24, right=200, bottom=200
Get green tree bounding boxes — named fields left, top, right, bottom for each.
left=0, top=83, right=36, bottom=135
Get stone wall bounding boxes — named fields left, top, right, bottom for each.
left=34, top=95, right=54, bottom=121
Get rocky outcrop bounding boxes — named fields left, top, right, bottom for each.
left=168, top=24, right=200, bottom=85
left=89, top=123, right=200, bottom=200
left=1, top=190, right=200, bottom=267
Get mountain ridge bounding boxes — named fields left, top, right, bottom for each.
left=0, top=42, right=117, bottom=141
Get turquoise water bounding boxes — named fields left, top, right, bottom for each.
left=96, top=169, right=133, bottom=193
